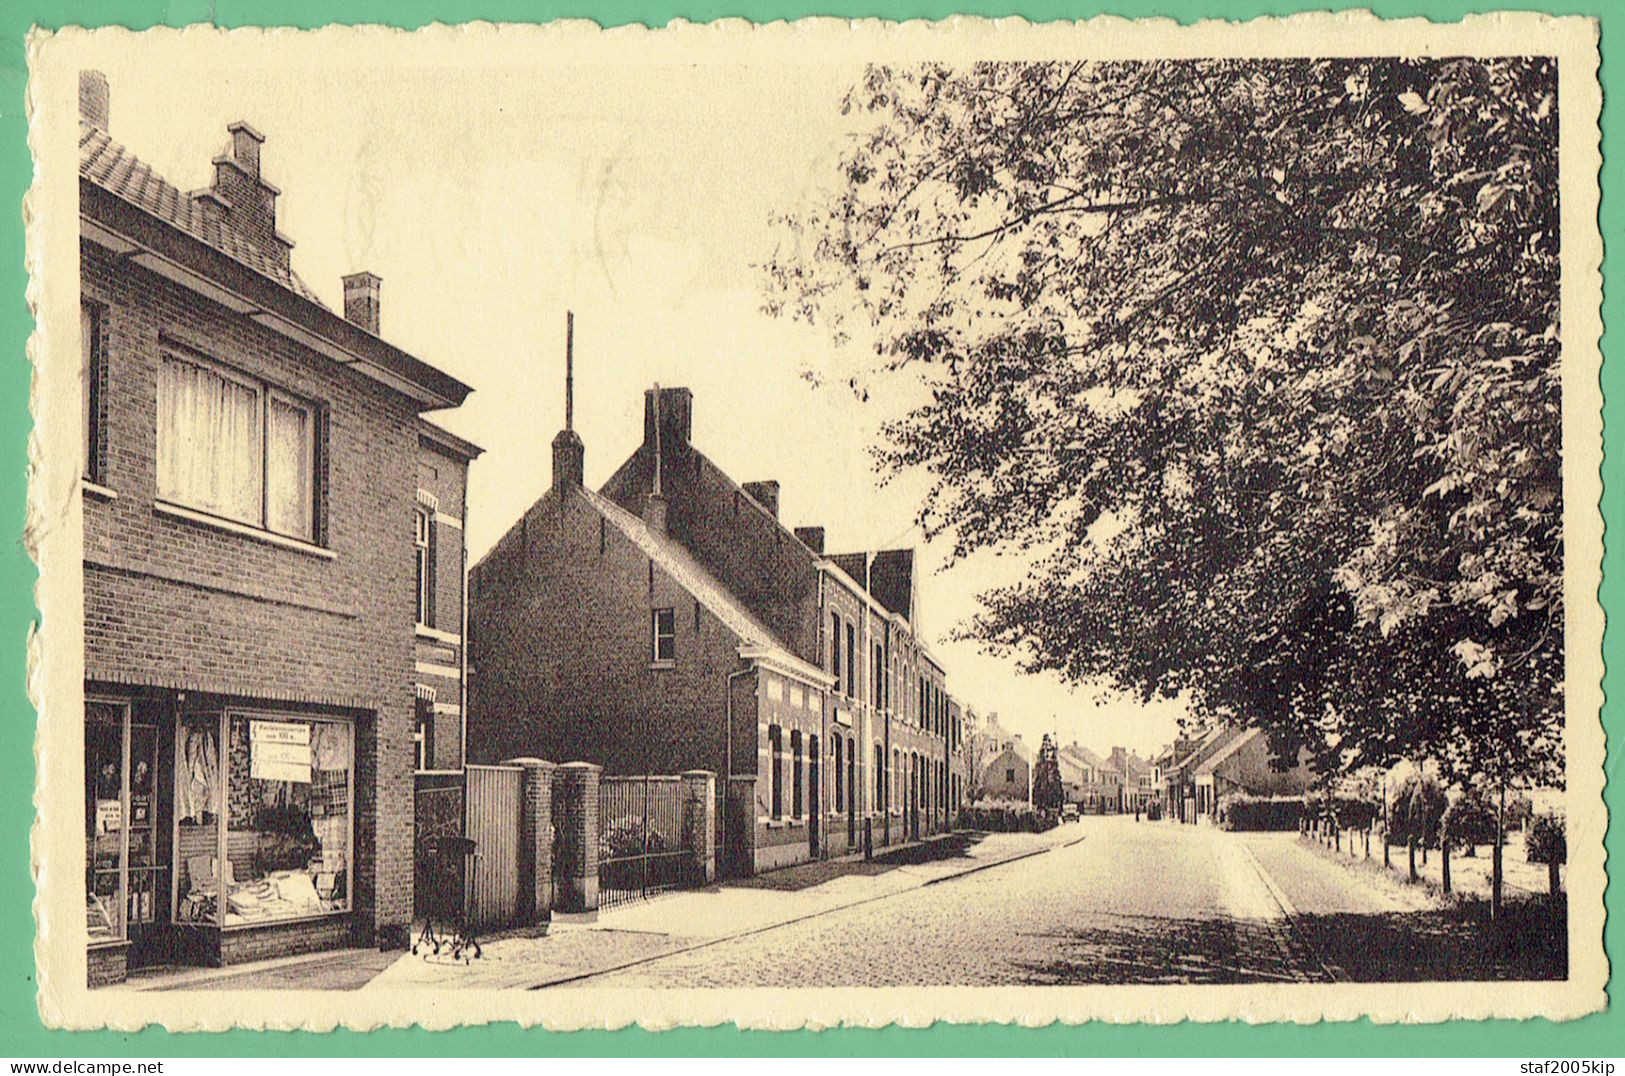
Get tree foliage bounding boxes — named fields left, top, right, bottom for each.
left=1032, top=733, right=1064, bottom=811
left=766, top=58, right=1563, bottom=792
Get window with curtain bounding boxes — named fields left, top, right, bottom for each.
left=158, top=353, right=316, bottom=542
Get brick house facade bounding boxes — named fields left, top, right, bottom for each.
left=468, top=385, right=957, bottom=875
left=78, top=72, right=474, bottom=985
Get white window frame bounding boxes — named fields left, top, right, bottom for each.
left=414, top=507, right=433, bottom=628
left=651, top=607, right=676, bottom=665
left=157, top=349, right=319, bottom=543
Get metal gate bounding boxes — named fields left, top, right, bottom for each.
left=464, top=764, right=522, bottom=928
left=413, top=774, right=464, bottom=920
left=598, top=775, right=697, bottom=909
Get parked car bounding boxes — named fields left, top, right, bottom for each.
left=1062, top=804, right=1081, bottom=822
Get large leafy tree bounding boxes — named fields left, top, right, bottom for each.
left=766, top=60, right=1563, bottom=835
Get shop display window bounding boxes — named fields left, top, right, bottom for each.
left=86, top=699, right=162, bottom=944
left=85, top=702, right=125, bottom=943
left=173, top=710, right=353, bottom=928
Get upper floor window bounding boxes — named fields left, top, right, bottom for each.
left=651, top=607, right=676, bottom=664
left=157, top=352, right=316, bottom=542
left=414, top=507, right=434, bottom=626
left=830, top=612, right=842, bottom=685
left=845, top=622, right=857, bottom=698
left=81, top=303, right=101, bottom=482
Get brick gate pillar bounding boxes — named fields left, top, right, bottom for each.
left=681, top=770, right=717, bottom=883
left=553, top=762, right=601, bottom=912
left=503, top=757, right=557, bottom=923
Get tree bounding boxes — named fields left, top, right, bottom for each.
left=1032, top=734, right=1064, bottom=812
left=765, top=60, right=1563, bottom=902
left=1389, top=768, right=1447, bottom=884
left=1526, top=814, right=1566, bottom=899
left=961, top=707, right=988, bottom=803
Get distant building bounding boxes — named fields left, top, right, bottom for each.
left=467, top=385, right=956, bottom=875
left=1058, top=743, right=1123, bottom=813
left=980, top=746, right=1031, bottom=804
left=1191, top=728, right=1313, bottom=823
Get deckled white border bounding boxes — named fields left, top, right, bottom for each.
left=25, top=12, right=1606, bottom=1031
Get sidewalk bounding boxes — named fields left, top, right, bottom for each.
left=365, top=824, right=1083, bottom=991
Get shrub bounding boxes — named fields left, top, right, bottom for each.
left=1219, top=793, right=1302, bottom=831
left=960, top=803, right=1059, bottom=833
left=1443, top=793, right=1499, bottom=851
left=1389, top=771, right=1447, bottom=848
left=1526, top=814, right=1566, bottom=865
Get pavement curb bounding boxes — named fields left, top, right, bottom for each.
left=527, top=831, right=1083, bottom=989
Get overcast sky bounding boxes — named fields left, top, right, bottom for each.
left=85, top=42, right=1186, bottom=757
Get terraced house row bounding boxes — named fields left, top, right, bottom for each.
left=466, top=384, right=968, bottom=877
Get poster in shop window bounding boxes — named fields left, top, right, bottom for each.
left=250, top=720, right=311, bottom=784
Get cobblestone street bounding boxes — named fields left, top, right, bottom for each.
left=558, top=817, right=1563, bottom=987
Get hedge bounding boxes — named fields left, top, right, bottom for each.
left=1218, top=793, right=1302, bottom=831
left=960, top=803, right=1060, bottom=833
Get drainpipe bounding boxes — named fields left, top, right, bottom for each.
left=722, top=664, right=755, bottom=876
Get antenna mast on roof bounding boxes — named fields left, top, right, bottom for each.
left=565, top=311, right=574, bottom=432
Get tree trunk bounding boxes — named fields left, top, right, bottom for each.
left=1364, top=828, right=1371, bottom=859
left=1441, top=842, right=1452, bottom=895
left=1383, top=832, right=1391, bottom=869
left=1408, top=836, right=1418, bottom=883
left=1492, top=784, right=1506, bottom=922
left=1548, top=859, right=1561, bottom=899
left=1421, top=842, right=1428, bottom=867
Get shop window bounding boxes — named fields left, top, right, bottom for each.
left=174, top=712, right=352, bottom=928
left=157, top=351, right=317, bottom=542
left=651, top=607, right=676, bottom=664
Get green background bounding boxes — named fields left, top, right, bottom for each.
left=0, top=0, right=1613, bottom=1056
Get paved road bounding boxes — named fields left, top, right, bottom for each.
left=563, top=817, right=1429, bottom=988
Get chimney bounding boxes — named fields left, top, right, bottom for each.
left=195, top=119, right=291, bottom=269
left=552, top=312, right=584, bottom=492
left=79, top=71, right=110, bottom=132
left=643, top=386, right=693, bottom=451
left=794, top=526, right=825, bottom=553
left=743, top=481, right=780, bottom=518
left=342, top=272, right=381, bottom=335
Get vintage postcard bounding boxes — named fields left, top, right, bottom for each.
left=26, top=12, right=1604, bottom=1031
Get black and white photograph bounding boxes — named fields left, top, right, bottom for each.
left=27, top=14, right=1604, bottom=1029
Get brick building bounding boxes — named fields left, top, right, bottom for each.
left=467, top=385, right=958, bottom=875
left=78, top=72, right=476, bottom=986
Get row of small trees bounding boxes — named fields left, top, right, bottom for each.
left=767, top=57, right=1567, bottom=926
left=1303, top=770, right=1565, bottom=901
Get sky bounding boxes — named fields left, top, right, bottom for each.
left=85, top=45, right=1187, bottom=758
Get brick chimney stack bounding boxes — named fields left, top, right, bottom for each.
left=79, top=71, right=110, bottom=132
left=191, top=119, right=293, bottom=271
left=342, top=272, right=382, bottom=335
